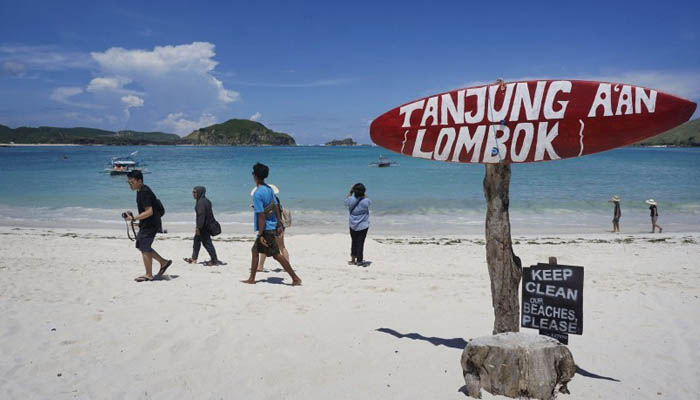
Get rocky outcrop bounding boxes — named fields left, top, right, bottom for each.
left=325, top=138, right=356, bottom=146
left=460, top=332, right=576, bottom=400
left=181, top=119, right=296, bottom=146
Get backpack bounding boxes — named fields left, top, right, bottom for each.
left=281, top=207, right=292, bottom=228
left=154, top=198, right=165, bottom=217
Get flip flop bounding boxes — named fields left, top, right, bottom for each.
left=134, top=275, right=154, bottom=282
left=157, top=260, right=173, bottom=276
left=183, top=257, right=196, bottom=264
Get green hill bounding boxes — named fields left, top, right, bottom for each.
left=0, top=126, right=179, bottom=145
left=637, top=117, right=700, bottom=146
left=181, top=119, right=296, bottom=146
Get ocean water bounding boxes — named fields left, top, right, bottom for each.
left=0, top=145, right=698, bottom=234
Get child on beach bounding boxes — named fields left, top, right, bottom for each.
left=609, top=195, right=621, bottom=233
left=646, top=199, right=663, bottom=233
left=241, top=163, right=301, bottom=286
left=345, top=183, right=371, bottom=266
left=184, top=186, right=222, bottom=266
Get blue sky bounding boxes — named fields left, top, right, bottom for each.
left=1, top=0, right=698, bottom=144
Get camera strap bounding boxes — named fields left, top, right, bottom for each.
left=125, top=219, right=137, bottom=241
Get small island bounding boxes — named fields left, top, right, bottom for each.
left=180, top=119, right=295, bottom=146
left=325, top=138, right=357, bottom=146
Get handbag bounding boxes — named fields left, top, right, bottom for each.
left=208, top=217, right=222, bottom=236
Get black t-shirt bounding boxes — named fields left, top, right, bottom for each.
left=650, top=205, right=658, bottom=217
left=136, top=184, right=161, bottom=234
left=613, top=202, right=621, bottom=219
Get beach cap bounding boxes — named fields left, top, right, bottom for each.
left=250, top=183, right=280, bottom=196
left=645, top=199, right=657, bottom=205
left=609, top=195, right=621, bottom=202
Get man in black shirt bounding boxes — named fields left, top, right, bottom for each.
left=126, top=170, right=172, bottom=282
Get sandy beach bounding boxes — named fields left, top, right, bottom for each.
left=1, top=226, right=698, bottom=399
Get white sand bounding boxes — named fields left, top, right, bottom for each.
left=1, top=227, right=699, bottom=399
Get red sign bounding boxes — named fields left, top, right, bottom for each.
left=370, top=80, right=696, bottom=163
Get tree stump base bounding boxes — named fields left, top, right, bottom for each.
left=460, top=332, right=575, bottom=400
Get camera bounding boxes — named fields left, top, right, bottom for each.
left=121, top=211, right=133, bottom=219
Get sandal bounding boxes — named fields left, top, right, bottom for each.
left=183, top=257, right=196, bottom=264
left=134, top=275, right=154, bottom=282
left=157, top=260, right=172, bottom=276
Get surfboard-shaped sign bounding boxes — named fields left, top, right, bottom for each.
left=370, top=80, right=696, bottom=163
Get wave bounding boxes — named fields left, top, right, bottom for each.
left=1, top=203, right=698, bottom=235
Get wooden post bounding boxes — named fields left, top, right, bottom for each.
left=483, top=163, right=522, bottom=334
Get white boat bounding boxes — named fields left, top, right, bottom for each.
left=369, top=155, right=399, bottom=167
left=103, top=151, right=148, bottom=175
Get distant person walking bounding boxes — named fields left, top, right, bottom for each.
left=184, top=186, right=222, bottom=265
left=241, top=163, right=301, bottom=286
left=609, top=195, right=622, bottom=233
left=255, top=184, right=290, bottom=272
left=345, top=183, right=371, bottom=266
left=125, top=170, right=172, bottom=282
left=646, top=199, right=663, bottom=233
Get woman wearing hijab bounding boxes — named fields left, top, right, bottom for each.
left=646, top=199, right=663, bottom=233
left=184, top=186, right=221, bottom=265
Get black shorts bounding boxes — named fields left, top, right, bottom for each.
left=252, top=230, right=279, bottom=257
left=136, top=230, right=156, bottom=253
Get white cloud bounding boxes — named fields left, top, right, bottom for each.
left=87, top=76, right=133, bottom=92
left=91, top=42, right=218, bottom=74
left=156, top=112, right=217, bottom=135
left=34, top=41, right=239, bottom=130
left=90, top=42, right=238, bottom=105
left=50, top=86, right=83, bottom=102
left=121, top=95, right=144, bottom=108
left=249, top=112, right=262, bottom=121
left=211, top=76, right=239, bottom=103
left=87, top=42, right=240, bottom=125
left=121, top=95, right=144, bottom=120
left=49, top=86, right=102, bottom=109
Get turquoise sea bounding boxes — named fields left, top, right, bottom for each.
left=0, top=145, right=698, bottom=234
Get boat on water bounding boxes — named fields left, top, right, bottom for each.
left=369, top=155, right=399, bottom=167
left=103, top=151, right=148, bottom=175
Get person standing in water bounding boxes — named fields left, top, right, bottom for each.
left=609, top=195, right=622, bottom=233
left=184, top=186, right=222, bottom=265
left=646, top=199, right=663, bottom=233
left=241, top=163, right=301, bottom=286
